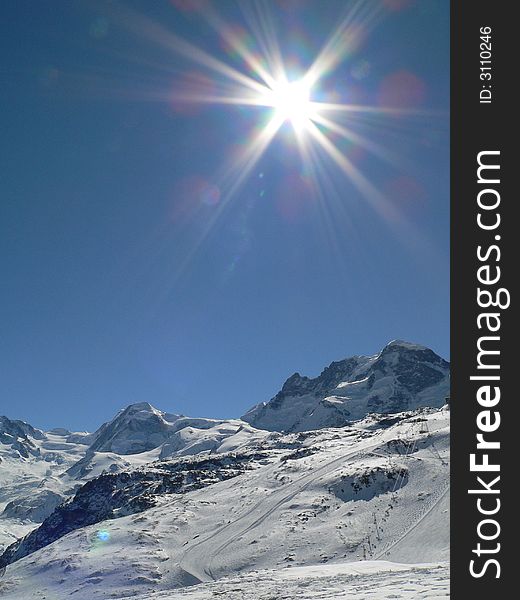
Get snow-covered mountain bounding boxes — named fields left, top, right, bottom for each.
left=0, top=409, right=450, bottom=599
left=242, top=340, right=449, bottom=431
left=64, top=403, right=266, bottom=481
left=0, top=406, right=267, bottom=550
left=0, top=416, right=46, bottom=458
left=0, top=340, right=450, bottom=599
left=85, top=402, right=227, bottom=455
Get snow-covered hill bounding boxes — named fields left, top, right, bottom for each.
left=0, top=421, right=90, bottom=550
left=86, top=402, right=241, bottom=455
left=0, top=408, right=449, bottom=598
left=0, top=341, right=450, bottom=599
left=0, top=407, right=267, bottom=553
left=242, top=340, right=449, bottom=431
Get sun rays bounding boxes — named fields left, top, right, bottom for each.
left=95, top=0, right=444, bottom=294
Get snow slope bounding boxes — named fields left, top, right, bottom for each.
left=0, top=405, right=268, bottom=552
left=85, top=402, right=246, bottom=455
left=0, top=408, right=450, bottom=599
left=0, top=560, right=449, bottom=599
left=0, top=425, right=90, bottom=550
left=141, top=561, right=450, bottom=600
left=0, top=341, right=450, bottom=598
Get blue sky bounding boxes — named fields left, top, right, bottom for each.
left=0, top=0, right=449, bottom=431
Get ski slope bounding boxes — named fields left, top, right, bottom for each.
left=0, top=409, right=449, bottom=599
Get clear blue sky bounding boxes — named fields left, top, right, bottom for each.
left=0, top=0, right=449, bottom=432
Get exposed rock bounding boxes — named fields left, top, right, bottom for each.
left=242, top=340, right=449, bottom=431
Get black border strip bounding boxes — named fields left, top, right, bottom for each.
left=451, top=1, right=514, bottom=596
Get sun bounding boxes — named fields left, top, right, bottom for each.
left=128, top=1, right=423, bottom=230
left=266, top=79, right=315, bottom=131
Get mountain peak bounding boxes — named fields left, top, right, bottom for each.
left=124, top=401, right=156, bottom=412
left=242, top=341, right=450, bottom=432
left=85, top=403, right=227, bottom=456
left=0, top=415, right=46, bottom=441
left=380, top=340, right=442, bottom=357
left=0, top=415, right=46, bottom=458
left=119, top=402, right=163, bottom=419
left=383, top=339, right=428, bottom=351
left=87, top=402, right=171, bottom=455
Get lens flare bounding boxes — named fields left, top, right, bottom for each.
left=98, top=0, right=445, bottom=290
left=96, top=530, right=110, bottom=542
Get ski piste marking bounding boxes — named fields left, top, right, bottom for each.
left=373, top=480, right=450, bottom=560
left=179, top=435, right=386, bottom=582
left=369, top=417, right=449, bottom=560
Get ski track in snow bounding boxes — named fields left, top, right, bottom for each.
left=0, top=400, right=450, bottom=599
left=374, top=483, right=450, bottom=560
left=179, top=440, right=381, bottom=583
